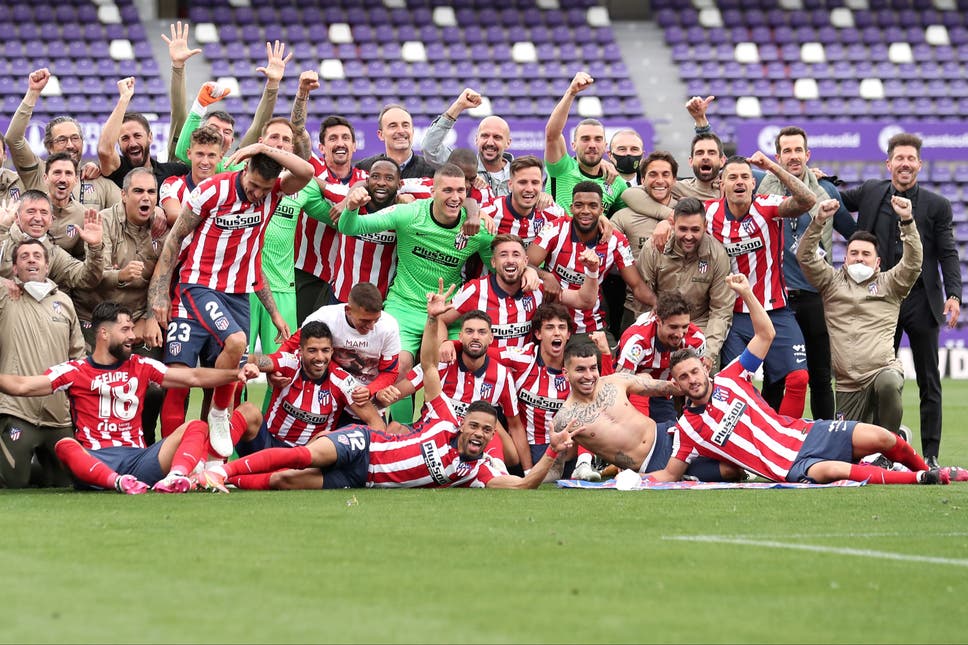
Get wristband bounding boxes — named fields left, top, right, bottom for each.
left=545, top=446, right=559, bottom=461
left=238, top=352, right=249, bottom=369
left=899, top=218, right=914, bottom=226
left=583, top=267, right=600, bottom=280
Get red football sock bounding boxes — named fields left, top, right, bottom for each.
left=849, top=464, right=919, bottom=485
left=161, top=387, right=190, bottom=438
left=169, top=420, right=209, bottom=476
left=778, top=369, right=808, bottom=418
left=228, top=473, right=273, bottom=490
left=54, top=440, right=119, bottom=490
left=212, top=382, right=236, bottom=411
left=230, top=408, right=249, bottom=444
left=883, top=436, right=929, bottom=472
left=223, top=446, right=312, bottom=478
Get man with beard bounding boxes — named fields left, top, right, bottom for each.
left=544, top=72, right=627, bottom=214
left=437, top=234, right=599, bottom=350
left=0, top=191, right=104, bottom=290
left=292, top=113, right=369, bottom=323
left=608, top=129, right=644, bottom=187
left=637, top=198, right=733, bottom=368
left=482, top=156, right=566, bottom=245
left=758, top=126, right=856, bottom=420
left=5, top=69, right=120, bottom=210
left=552, top=337, right=739, bottom=482
left=839, top=132, right=962, bottom=467
left=652, top=274, right=954, bottom=486
left=0, top=238, right=85, bottom=488
left=97, top=77, right=189, bottom=189
left=42, top=153, right=88, bottom=259
left=529, top=181, right=653, bottom=337
left=355, top=104, right=435, bottom=179
left=0, top=301, right=258, bottom=494
left=196, top=283, right=577, bottom=491
left=611, top=151, right=679, bottom=327
left=337, top=164, right=496, bottom=423
left=421, top=88, right=514, bottom=196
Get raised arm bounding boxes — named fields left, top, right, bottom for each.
left=163, top=21, right=201, bottom=159
left=728, top=273, right=774, bottom=360
left=421, top=88, right=481, bottom=166
left=97, top=77, right=135, bottom=177
left=174, top=82, right=231, bottom=164
left=225, top=142, right=314, bottom=195
left=545, top=71, right=593, bottom=165
left=747, top=151, right=816, bottom=218
left=796, top=198, right=840, bottom=292
left=6, top=69, right=48, bottom=174
left=238, top=41, right=291, bottom=149
left=421, top=279, right=457, bottom=403
left=290, top=70, right=319, bottom=160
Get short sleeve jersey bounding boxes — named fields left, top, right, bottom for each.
left=544, top=155, right=627, bottom=214
left=450, top=274, right=546, bottom=349
left=407, top=352, right=520, bottom=423
left=616, top=312, right=707, bottom=380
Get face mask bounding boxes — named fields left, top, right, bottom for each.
left=613, top=154, right=641, bottom=175
left=22, top=280, right=54, bottom=302
left=846, top=263, right=875, bottom=284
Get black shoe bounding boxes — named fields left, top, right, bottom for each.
left=918, top=469, right=950, bottom=485
left=868, top=454, right=894, bottom=470
left=925, top=456, right=940, bottom=469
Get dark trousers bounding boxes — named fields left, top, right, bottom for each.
left=787, top=289, right=835, bottom=419
left=894, top=285, right=943, bottom=459
left=295, top=268, right=334, bottom=326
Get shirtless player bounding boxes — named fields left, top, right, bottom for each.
left=551, top=339, right=740, bottom=481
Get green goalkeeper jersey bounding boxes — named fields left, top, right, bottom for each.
left=260, top=184, right=317, bottom=293
left=338, top=198, right=493, bottom=311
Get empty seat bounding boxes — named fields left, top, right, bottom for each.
left=794, top=77, right=819, bottom=99
left=888, top=42, right=914, bottom=63
left=801, top=42, right=826, bottom=63
left=859, top=77, right=885, bottom=98
left=108, top=39, right=134, bottom=60
left=736, top=96, right=762, bottom=118
left=734, top=42, right=759, bottom=63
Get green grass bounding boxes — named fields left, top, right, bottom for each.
left=3, top=381, right=968, bottom=644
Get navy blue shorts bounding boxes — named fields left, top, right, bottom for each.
left=530, top=442, right=576, bottom=478
left=721, top=307, right=806, bottom=383
left=83, top=442, right=166, bottom=488
left=179, top=284, right=251, bottom=346
left=236, top=421, right=289, bottom=457
left=163, top=316, right=221, bottom=366
left=319, top=424, right=371, bottom=489
left=646, top=421, right=727, bottom=481
left=786, top=419, right=857, bottom=483
left=648, top=397, right=677, bottom=424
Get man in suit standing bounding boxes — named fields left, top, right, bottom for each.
left=840, top=133, right=962, bottom=467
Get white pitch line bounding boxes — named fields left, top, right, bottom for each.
left=664, top=535, right=968, bottom=568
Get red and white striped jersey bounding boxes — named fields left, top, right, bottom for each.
left=407, top=352, right=520, bottom=423
left=366, top=394, right=506, bottom=487
left=616, top=312, right=707, bottom=379
left=450, top=274, right=546, bottom=350
left=293, top=161, right=367, bottom=280
left=705, top=195, right=787, bottom=312
left=499, top=344, right=570, bottom=446
left=532, top=219, right=636, bottom=333
left=672, top=352, right=812, bottom=481
left=264, top=352, right=359, bottom=446
left=329, top=199, right=397, bottom=302
left=482, top=195, right=566, bottom=245
left=159, top=174, right=197, bottom=209
left=46, top=355, right=168, bottom=450
left=178, top=170, right=285, bottom=293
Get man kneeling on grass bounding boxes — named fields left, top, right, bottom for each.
left=197, top=280, right=579, bottom=491
left=648, top=274, right=967, bottom=486
left=0, top=302, right=256, bottom=494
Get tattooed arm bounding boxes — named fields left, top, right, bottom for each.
left=254, top=283, right=291, bottom=342
left=610, top=372, right=682, bottom=398
left=147, top=203, right=203, bottom=328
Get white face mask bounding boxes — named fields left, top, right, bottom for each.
left=22, top=281, right=54, bottom=302
left=846, top=263, right=876, bottom=284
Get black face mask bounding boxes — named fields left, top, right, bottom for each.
left=613, top=154, right=641, bottom=175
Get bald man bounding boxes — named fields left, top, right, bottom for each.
left=421, top=88, right=513, bottom=196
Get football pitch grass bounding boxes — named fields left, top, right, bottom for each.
left=3, top=382, right=968, bottom=644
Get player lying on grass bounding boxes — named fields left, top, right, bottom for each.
left=196, top=280, right=580, bottom=490
left=649, top=274, right=964, bottom=486
left=552, top=339, right=744, bottom=483
left=0, top=301, right=257, bottom=494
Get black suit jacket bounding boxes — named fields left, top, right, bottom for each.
left=841, top=179, right=962, bottom=325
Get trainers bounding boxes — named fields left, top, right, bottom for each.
left=917, top=469, right=951, bottom=485
left=152, top=472, right=195, bottom=493
left=195, top=465, right=229, bottom=493
left=572, top=461, right=602, bottom=482
left=943, top=466, right=968, bottom=482
left=867, top=454, right=894, bottom=470
left=925, top=455, right=941, bottom=469
left=207, top=409, right=234, bottom=458
left=115, top=474, right=148, bottom=495
left=897, top=425, right=913, bottom=445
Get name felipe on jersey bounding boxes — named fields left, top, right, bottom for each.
left=215, top=212, right=263, bottom=231
left=713, top=399, right=747, bottom=446
left=421, top=440, right=449, bottom=485
left=89, top=371, right=130, bottom=389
